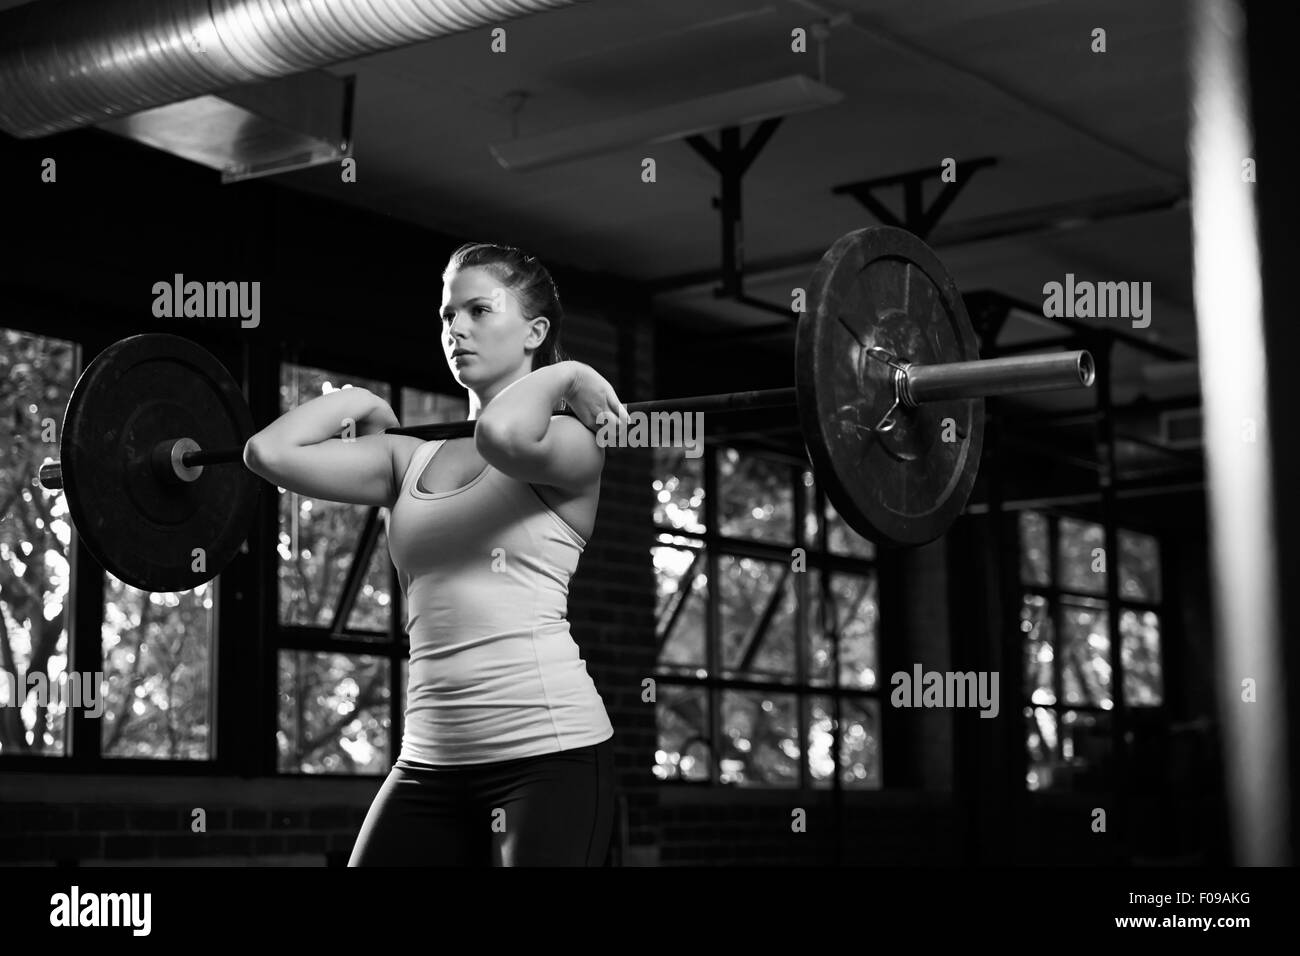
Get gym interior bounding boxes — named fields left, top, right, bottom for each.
left=1, top=0, right=1297, bottom=872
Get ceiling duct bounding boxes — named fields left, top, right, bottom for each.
left=0, top=0, right=583, bottom=139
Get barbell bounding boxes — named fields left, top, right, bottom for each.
left=37, top=226, right=1093, bottom=592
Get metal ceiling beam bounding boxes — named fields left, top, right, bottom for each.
left=648, top=187, right=1188, bottom=296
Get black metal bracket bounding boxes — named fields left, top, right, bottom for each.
left=965, top=289, right=1191, bottom=362
left=685, top=118, right=785, bottom=310
left=832, top=156, right=998, bottom=239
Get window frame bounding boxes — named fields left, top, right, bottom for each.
left=269, top=350, right=470, bottom=777
left=0, top=322, right=465, bottom=777
left=0, top=322, right=251, bottom=774
left=651, top=439, right=885, bottom=791
left=1017, top=505, right=1168, bottom=793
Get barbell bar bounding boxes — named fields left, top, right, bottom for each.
left=36, top=226, right=1094, bottom=591
left=39, top=349, right=1090, bottom=491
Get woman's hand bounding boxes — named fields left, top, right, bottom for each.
left=563, top=362, right=628, bottom=433
left=352, top=390, right=401, bottom=437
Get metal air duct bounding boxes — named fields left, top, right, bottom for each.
left=0, top=0, right=582, bottom=138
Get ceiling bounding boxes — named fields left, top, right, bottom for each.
left=1, top=0, right=1199, bottom=412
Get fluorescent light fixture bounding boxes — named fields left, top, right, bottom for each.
left=97, top=70, right=353, bottom=184
left=490, top=74, right=843, bottom=172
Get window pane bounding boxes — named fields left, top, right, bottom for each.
left=656, top=532, right=702, bottom=548
left=826, top=500, right=874, bottom=558
left=806, top=570, right=878, bottom=689
left=0, top=329, right=77, bottom=757
left=1019, top=510, right=1050, bottom=585
left=1025, top=705, right=1056, bottom=791
left=802, top=470, right=818, bottom=543
left=1021, top=593, right=1055, bottom=705
left=719, top=556, right=795, bottom=681
left=652, top=445, right=704, bottom=533
left=1025, top=707, right=1112, bottom=791
left=278, top=651, right=391, bottom=774
left=1119, top=529, right=1161, bottom=602
left=809, top=695, right=881, bottom=789
left=652, top=544, right=706, bottom=676
left=1121, top=609, right=1164, bottom=706
left=1060, top=710, right=1112, bottom=787
left=1060, top=600, right=1111, bottom=707
left=279, top=493, right=379, bottom=628
left=284, top=363, right=390, bottom=403
left=278, top=363, right=391, bottom=629
left=399, top=657, right=408, bottom=739
left=101, top=579, right=215, bottom=759
left=345, top=526, right=394, bottom=635
left=720, top=690, right=799, bottom=787
left=653, top=683, right=710, bottom=782
left=1057, top=516, right=1106, bottom=594
left=717, top=448, right=793, bottom=544
left=400, top=388, right=468, bottom=427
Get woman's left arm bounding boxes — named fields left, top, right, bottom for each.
left=475, top=361, right=625, bottom=491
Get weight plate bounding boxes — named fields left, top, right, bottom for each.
left=796, top=226, right=984, bottom=547
left=61, top=333, right=257, bottom=591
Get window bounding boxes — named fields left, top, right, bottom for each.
left=102, top=581, right=216, bottom=759
left=1019, top=509, right=1164, bottom=791
left=4, top=329, right=225, bottom=763
left=1, top=332, right=467, bottom=771
left=0, top=328, right=78, bottom=757
left=275, top=363, right=466, bottom=774
left=652, top=443, right=880, bottom=789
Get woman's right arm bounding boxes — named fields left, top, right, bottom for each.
left=242, top=387, right=401, bottom=507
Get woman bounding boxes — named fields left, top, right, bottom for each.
left=243, top=242, right=628, bottom=866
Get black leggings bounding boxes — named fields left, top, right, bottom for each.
left=348, top=737, right=615, bottom=867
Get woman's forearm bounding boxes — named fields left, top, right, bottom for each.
left=476, top=362, right=577, bottom=447
left=247, top=387, right=391, bottom=457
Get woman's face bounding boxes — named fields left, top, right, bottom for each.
left=440, top=266, right=547, bottom=390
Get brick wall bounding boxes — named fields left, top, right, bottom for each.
left=539, top=297, right=662, bottom=864
left=0, top=792, right=366, bottom=866
left=655, top=792, right=961, bottom=866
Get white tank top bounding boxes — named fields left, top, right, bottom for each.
left=384, top=439, right=614, bottom=766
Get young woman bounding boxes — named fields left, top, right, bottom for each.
left=243, top=242, right=628, bottom=866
